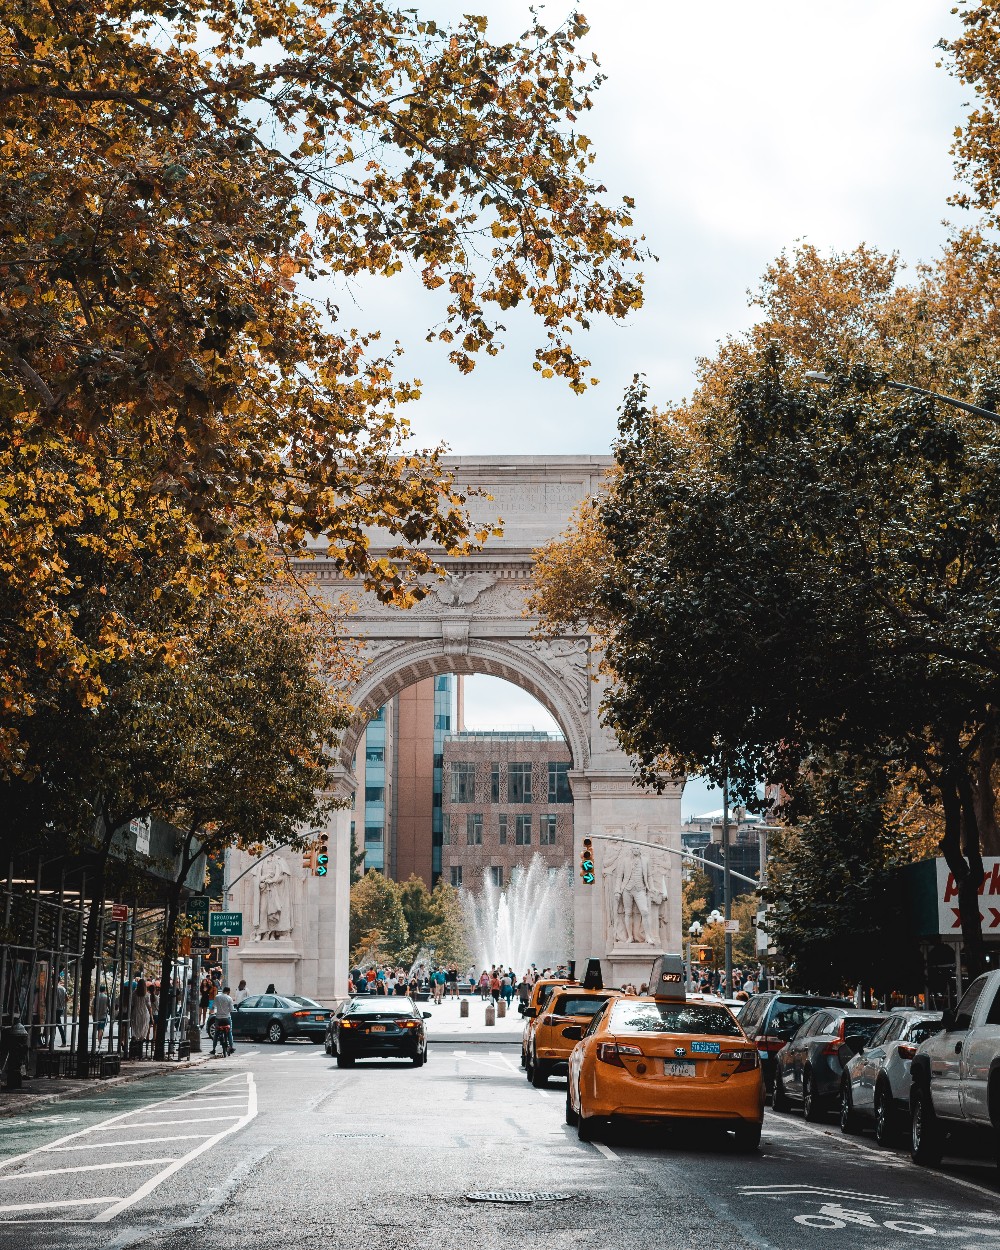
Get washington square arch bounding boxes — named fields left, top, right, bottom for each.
left=227, top=457, right=684, bottom=1000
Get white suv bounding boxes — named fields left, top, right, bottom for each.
left=909, top=969, right=1000, bottom=1167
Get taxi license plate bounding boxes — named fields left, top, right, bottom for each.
left=663, top=1060, right=696, bottom=1077
left=369, top=1025, right=386, bottom=1032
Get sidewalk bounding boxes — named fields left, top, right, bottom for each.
left=0, top=1049, right=213, bottom=1118
left=423, top=995, right=524, bottom=1045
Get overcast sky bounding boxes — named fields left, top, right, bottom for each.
left=361, top=3, right=970, bottom=816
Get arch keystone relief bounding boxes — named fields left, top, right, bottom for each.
left=227, top=457, right=684, bottom=1000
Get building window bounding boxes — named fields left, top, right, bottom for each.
left=450, top=865, right=463, bottom=887
left=515, top=814, right=532, bottom=845
left=364, top=785, right=384, bottom=803
left=467, top=813, right=483, bottom=845
left=371, top=706, right=385, bottom=723
left=490, top=763, right=501, bottom=802
left=364, top=825, right=384, bottom=843
left=435, top=713, right=451, bottom=731
left=442, top=814, right=451, bottom=845
left=508, top=762, right=532, bottom=804
left=548, top=762, right=572, bottom=803
left=450, top=762, right=476, bottom=803
left=366, top=747, right=384, bottom=764
left=498, top=814, right=507, bottom=845
left=490, top=865, right=503, bottom=888
left=540, top=815, right=557, bottom=845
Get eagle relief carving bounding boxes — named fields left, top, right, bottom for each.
left=430, top=573, right=497, bottom=607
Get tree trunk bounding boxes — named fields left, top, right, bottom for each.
left=74, top=823, right=115, bottom=1077
left=940, top=776, right=987, bottom=981
left=972, top=715, right=1000, bottom=856
left=153, top=881, right=183, bottom=1061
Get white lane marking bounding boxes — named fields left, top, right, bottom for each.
left=91, top=1116, right=240, bottom=1130
left=739, top=1185, right=907, bottom=1206
left=592, top=1142, right=619, bottom=1161
left=538, top=1090, right=551, bottom=1098
left=0, top=1197, right=118, bottom=1214
left=0, top=1073, right=246, bottom=1173
left=91, top=1073, right=257, bottom=1223
left=46, top=1134, right=215, bottom=1151
left=0, top=1160, right=177, bottom=1183
left=460, top=1056, right=515, bottom=1074
left=495, top=1053, right=523, bottom=1076
left=766, top=1112, right=1000, bottom=1204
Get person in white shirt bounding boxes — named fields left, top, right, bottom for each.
left=211, top=987, right=235, bottom=1056
left=233, top=980, right=249, bottom=1005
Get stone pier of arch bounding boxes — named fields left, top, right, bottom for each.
left=227, top=457, right=683, bottom=1001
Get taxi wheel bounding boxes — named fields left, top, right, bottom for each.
left=336, top=1052, right=355, bottom=1068
left=411, top=1050, right=425, bottom=1068
left=531, top=1059, right=549, bottom=1088
left=577, top=1111, right=601, bottom=1142
left=525, top=1054, right=535, bottom=1084
left=733, top=1122, right=762, bottom=1152
left=565, top=1090, right=579, bottom=1126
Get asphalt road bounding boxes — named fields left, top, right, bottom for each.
left=0, top=1040, right=997, bottom=1249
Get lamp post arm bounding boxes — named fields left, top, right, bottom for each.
left=587, top=833, right=759, bottom=886
left=883, top=379, right=1000, bottom=424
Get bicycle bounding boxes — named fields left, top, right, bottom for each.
left=212, top=1020, right=234, bottom=1057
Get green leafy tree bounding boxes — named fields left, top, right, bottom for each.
left=399, top=875, right=437, bottom=953
left=424, top=881, right=471, bottom=967
left=349, top=869, right=409, bottom=965
left=766, top=756, right=925, bottom=997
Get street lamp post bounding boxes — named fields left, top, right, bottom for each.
left=722, top=772, right=733, bottom=999
left=804, top=371, right=1000, bottom=423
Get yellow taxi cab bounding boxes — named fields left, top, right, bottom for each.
left=565, top=957, right=764, bottom=1150
left=527, top=987, right=619, bottom=1087
left=520, top=977, right=575, bottom=1070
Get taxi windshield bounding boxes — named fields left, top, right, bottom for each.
left=611, top=1001, right=742, bottom=1037
left=551, top=994, right=610, bottom=1018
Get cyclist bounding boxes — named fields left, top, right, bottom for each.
left=210, top=985, right=235, bottom=1057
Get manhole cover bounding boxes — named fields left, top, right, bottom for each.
left=466, top=1192, right=571, bottom=1204
left=324, top=1132, right=387, bottom=1139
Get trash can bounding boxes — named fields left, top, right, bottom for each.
left=1, top=1021, right=29, bottom=1090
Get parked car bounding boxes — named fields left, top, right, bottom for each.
left=738, top=991, right=853, bottom=1094
left=565, top=996, right=764, bottom=1150
left=910, top=970, right=1000, bottom=1167
left=773, top=1007, right=889, bottom=1120
left=207, top=994, right=333, bottom=1045
left=327, top=995, right=432, bottom=1067
left=840, top=1010, right=944, bottom=1144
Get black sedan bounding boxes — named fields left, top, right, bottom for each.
left=207, top=993, right=333, bottom=1045
left=326, top=996, right=432, bottom=1067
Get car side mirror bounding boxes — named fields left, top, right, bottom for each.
left=941, top=1009, right=956, bottom=1032
left=561, top=1025, right=583, bottom=1041
left=423, top=1012, right=432, bottom=1019
left=522, top=1007, right=536, bottom=1019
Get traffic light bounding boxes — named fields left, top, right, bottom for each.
left=692, top=944, right=714, bottom=965
left=579, top=838, right=595, bottom=885
left=301, top=843, right=317, bottom=873
left=315, top=832, right=330, bottom=877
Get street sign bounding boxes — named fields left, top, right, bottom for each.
left=110, top=903, right=128, bottom=923
left=186, top=897, right=210, bottom=926
left=936, top=857, right=1000, bottom=934
left=226, top=936, right=240, bottom=947
left=724, top=919, right=740, bottom=934
left=191, top=936, right=213, bottom=956
left=209, top=911, right=243, bottom=937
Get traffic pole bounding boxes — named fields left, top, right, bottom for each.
left=723, top=770, right=733, bottom=999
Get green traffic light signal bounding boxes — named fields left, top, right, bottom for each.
left=316, top=853, right=329, bottom=877
left=580, top=838, right=595, bottom=885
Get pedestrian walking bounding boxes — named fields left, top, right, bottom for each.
left=233, top=979, right=249, bottom=1005
left=54, top=975, right=67, bottom=1046
left=93, top=987, right=110, bottom=1048
left=129, top=978, right=151, bottom=1054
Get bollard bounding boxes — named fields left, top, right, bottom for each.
left=460, top=999, right=469, bottom=1018
left=497, top=1000, right=506, bottom=1019
left=485, top=1005, right=496, bottom=1026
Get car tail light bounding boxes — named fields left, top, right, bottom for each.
left=729, top=1049, right=760, bottom=1072
left=597, top=1042, right=640, bottom=1066
left=292, top=1010, right=310, bottom=1018
left=821, top=1020, right=847, bottom=1057
left=758, top=1035, right=787, bottom=1053
left=340, top=1020, right=353, bottom=1029
left=898, top=1043, right=917, bottom=1060
left=401, top=1020, right=418, bottom=1028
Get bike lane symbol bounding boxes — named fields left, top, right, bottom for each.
left=793, top=1204, right=935, bottom=1235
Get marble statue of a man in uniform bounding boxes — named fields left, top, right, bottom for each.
left=252, top=855, right=294, bottom=940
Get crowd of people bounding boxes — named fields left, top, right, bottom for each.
left=346, top=963, right=572, bottom=1005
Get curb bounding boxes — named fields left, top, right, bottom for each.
left=0, top=1052, right=214, bottom=1118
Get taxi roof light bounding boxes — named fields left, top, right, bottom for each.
left=648, top=954, right=686, bottom=1003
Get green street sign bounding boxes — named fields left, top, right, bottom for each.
left=208, top=911, right=243, bottom=937
left=186, top=897, right=210, bottom=925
